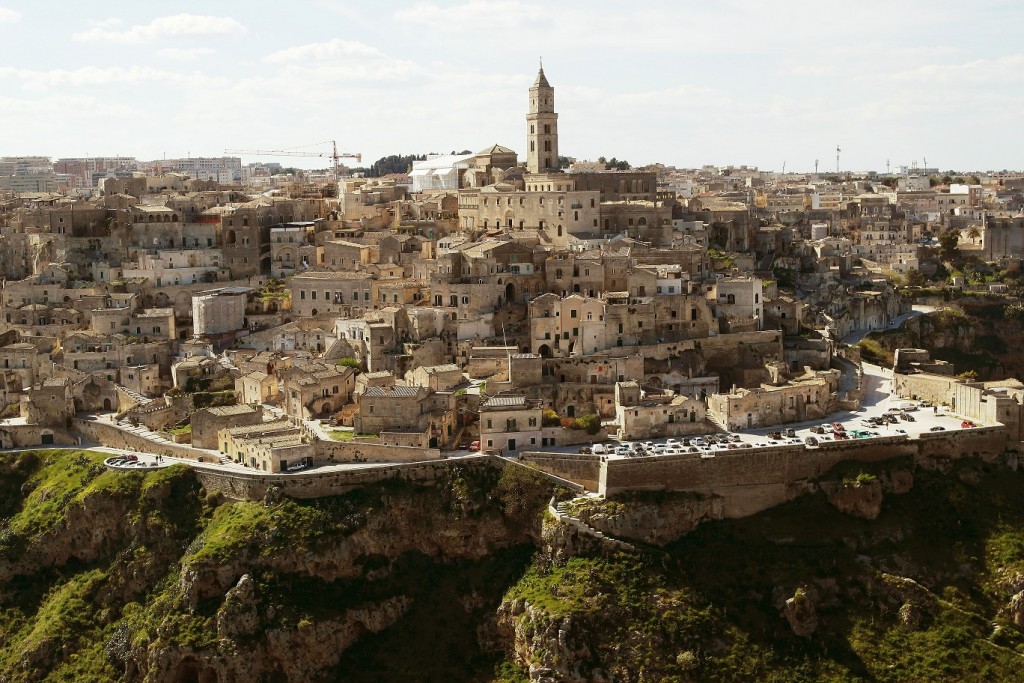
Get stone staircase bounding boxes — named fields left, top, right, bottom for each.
left=549, top=495, right=636, bottom=553
left=705, top=409, right=729, bottom=433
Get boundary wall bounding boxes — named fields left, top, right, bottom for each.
left=194, top=454, right=496, bottom=500
left=598, top=426, right=1007, bottom=517
left=314, top=439, right=440, bottom=463
left=72, top=418, right=214, bottom=460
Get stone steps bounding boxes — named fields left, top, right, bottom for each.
left=550, top=495, right=636, bottom=552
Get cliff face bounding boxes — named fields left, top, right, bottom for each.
left=5, top=450, right=1024, bottom=683
left=870, top=304, right=1024, bottom=379
left=496, top=455, right=1024, bottom=682
left=0, top=451, right=550, bottom=683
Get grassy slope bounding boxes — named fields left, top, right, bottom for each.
left=0, top=452, right=550, bottom=682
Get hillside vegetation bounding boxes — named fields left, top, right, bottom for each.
left=2, top=450, right=1024, bottom=682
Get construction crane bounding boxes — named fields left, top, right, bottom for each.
left=224, top=141, right=361, bottom=179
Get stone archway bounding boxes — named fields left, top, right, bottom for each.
left=505, top=282, right=516, bottom=303
left=538, top=344, right=552, bottom=358
left=102, top=398, right=112, bottom=411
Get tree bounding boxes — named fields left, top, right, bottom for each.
left=938, top=228, right=960, bottom=261
left=966, top=226, right=981, bottom=244
left=905, top=269, right=927, bottom=287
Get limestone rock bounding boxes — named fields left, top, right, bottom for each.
left=783, top=587, right=818, bottom=638
left=824, top=479, right=883, bottom=519
left=1007, top=591, right=1024, bottom=628
left=216, top=574, right=260, bottom=641
left=574, top=493, right=724, bottom=546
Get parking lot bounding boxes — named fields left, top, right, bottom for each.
left=553, top=362, right=990, bottom=460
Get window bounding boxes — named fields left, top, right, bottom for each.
left=570, top=309, right=577, bottom=318
left=528, top=417, right=537, bottom=427
left=486, top=419, right=492, bottom=429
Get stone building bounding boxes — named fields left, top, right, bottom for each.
left=289, top=271, right=373, bottom=318
left=192, top=287, right=249, bottom=337
left=479, top=395, right=544, bottom=454
left=707, top=368, right=840, bottom=430
left=192, top=404, right=263, bottom=449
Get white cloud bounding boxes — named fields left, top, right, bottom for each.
left=0, top=65, right=226, bottom=90
left=0, top=6, right=20, bottom=22
left=395, top=0, right=545, bottom=30
left=72, top=14, right=245, bottom=43
left=263, top=39, right=382, bottom=64
left=157, top=47, right=217, bottom=62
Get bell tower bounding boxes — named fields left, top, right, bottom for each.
left=526, top=61, right=558, bottom=174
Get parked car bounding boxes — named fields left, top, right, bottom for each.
left=739, top=442, right=753, bottom=449
left=666, top=438, right=679, bottom=446
left=811, top=425, right=826, bottom=434
left=929, top=426, right=946, bottom=432
left=469, top=441, right=480, bottom=452
left=831, top=422, right=845, bottom=432
left=805, top=436, right=819, bottom=446
left=901, top=413, right=916, bottom=422
left=784, top=428, right=796, bottom=438
left=592, top=444, right=607, bottom=455
left=768, top=431, right=783, bottom=440
left=961, top=420, right=976, bottom=428
left=578, top=446, right=592, bottom=454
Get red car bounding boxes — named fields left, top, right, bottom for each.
left=834, top=432, right=849, bottom=440
left=468, top=441, right=480, bottom=451
left=961, top=421, right=976, bottom=428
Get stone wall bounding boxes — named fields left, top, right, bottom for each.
left=313, top=439, right=441, bottom=464
left=599, top=427, right=1008, bottom=517
left=519, top=452, right=603, bottom=491
left=0, top=424, right=77, bottom=449
left=195, top=455, right=494, bottom=500
left=72, top=418, right=214, bottom=461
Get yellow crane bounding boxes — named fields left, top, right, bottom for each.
left=224, top=140, right=361, bottom=179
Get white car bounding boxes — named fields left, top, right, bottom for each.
left=665, top=438, right=679, bottom=446
left=592, top=444, right=607, bottom=455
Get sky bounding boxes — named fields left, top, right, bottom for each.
left=1, top=0, right=1022, bottom=173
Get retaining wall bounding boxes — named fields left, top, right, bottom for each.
left=313, top=439, right=441, bottom=463
left=519, top=452, right=602, bottom=491
left=599, top=426, right=1008, bottom=517
left=0, top=424, right=77, bottom=449
left=72, top=418, right=214, bottom=461
left=195, top=455, right=495, bottom=500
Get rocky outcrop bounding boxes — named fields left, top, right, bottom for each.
left=497, top=600, right=601, bottom=683
left=1006, top=591, right=1024, bottom=628
left=782, top=587, right=818, bottom=638
left=133, top=595, right=411, bottom=683
left=179, top=491, right=537, bottom=609
left=572, top=493, right=724, bottom=546
left=823, top=478, right=884, bottom=519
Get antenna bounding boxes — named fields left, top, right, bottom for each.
left=886, top=158, right=890, bottom=175
left=814, top=159, right=819, bottom=175
left=836, top=145, right=841, bottom=174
